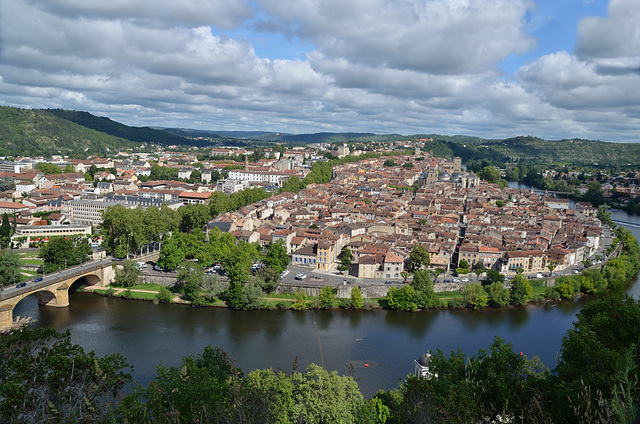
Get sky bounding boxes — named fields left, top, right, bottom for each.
left=0, top=0, right=639, bottom=142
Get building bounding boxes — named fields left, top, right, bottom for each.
left=12, top=224, right=92, bottom=248
left=414, top=353, right=437, bottom=379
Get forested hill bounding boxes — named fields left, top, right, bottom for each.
left=0, top=106, right=209, bottom=157
left=46, top=109, right=208, bottom=148
left=0, top=106, right=139, bottom=157
left=477, top=136, right=640, bottom=166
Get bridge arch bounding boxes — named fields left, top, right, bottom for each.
left=1, top=264, right=115, bottom=331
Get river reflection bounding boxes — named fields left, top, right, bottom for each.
left=11, top=208, right=640, bottom=398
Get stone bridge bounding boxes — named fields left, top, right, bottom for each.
left=0, top=260, right=116, bottom=330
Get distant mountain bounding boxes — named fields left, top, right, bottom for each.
left=279, top=132, right=377, bottom=143
left=46, top=109, right=208, bottom=147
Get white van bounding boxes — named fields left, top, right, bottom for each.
left=137, top=262, right=147, bottom=270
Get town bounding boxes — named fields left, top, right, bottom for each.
left=0, top=139, right=622, bottom=300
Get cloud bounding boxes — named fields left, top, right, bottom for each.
left=23, top=0, right=253, bottom=29
left=0, top=0, right=638, bottom=141
left=576, top=0, right=640, bottom=71
left=256, top=0, right=535, bottom=74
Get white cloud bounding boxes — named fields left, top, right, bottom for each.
left=0, top=0, right=638, bottom=141
left=576, top=0, right=640, bottom=70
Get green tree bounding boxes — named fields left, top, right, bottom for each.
left=0, top=213, right=12, bottom=249
left=337, top=247, right=353, bottom=275
left=35, top=162, right=62, bottom=174
left=100, top=205, right=145, bottom=258
left=119, top=345, right=237, bottom=423
left=157, top=233, right=186, bottom=271
left=179, top=203, right=210, bottom=233
left=113, top=259, right=142, bottom=288
left=478, top=166, right=500, bottom=183
left=40, top=236, right=91, bottom=273
left=486, top=282, right=510, bottom=307
left=484, top=269, right=505, bottom=286
left=408, top=244, right=430, bottom=273
left=350, top=286, right=364, bottom=310
left=584, top=180, right=605, bottom=207
left=291, top=290, right=308, bottom=310
left=0, top=249, right=23, bottom=286
left=263, top=240, right=290, bottom=273
left=177, top=261, right=204, bottom=303
left=319, top=286, right=335, bottom=309
left=0, top=176, right=15, bottom=192
left=383, top=159, right=396, bottom=167
left=383, top=286, right=417, bottom=312
left=155, top=286, right=173, bottom=303
left=509, top=274, right=533, bottom=305
left=462, top=283, right=489, bottom=309
left=252, top=266, right=281, bottom=294
left=410, top=270, right=439, bottom=309
left=0, top=327, right=132, bottom=424
left=63, top=164, right=76, bottom=173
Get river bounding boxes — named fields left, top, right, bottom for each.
left=13, top=207, right=640, bottom=398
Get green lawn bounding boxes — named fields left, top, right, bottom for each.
left=20, top=259, right=44, bottom=265
left=129, top=283, right=165, bottom=292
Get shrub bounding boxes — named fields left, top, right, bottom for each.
left=156, top=287, right=173, bottom=303
left=448, top=297, right=466, bottom=309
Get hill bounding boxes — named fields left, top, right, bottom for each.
left=0, top=106, right=138, bottom=157
left=46, top=109, right=207, bottom=147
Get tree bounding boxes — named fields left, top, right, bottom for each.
left=291, top=290, right=308, bottom=310
left=585, top=180, right=605, bottom=207
left=486, top=282, right=510, bottom=307
left=63, top=164, right=76, bottom=173
left=0, top=176, right=15, bottom=192
left=509, top=274, right=533, bottom=305
left=263, top=240, right=290, bottom=273
left=462, top=284, right=489, bottom=309
left=478, top=166, right=500, bottom=183
left=484, top=269, right=505, bottom=286
left=337, top=247, right=352, bottom=275
left=40, top=236, right=91, bottom=273
left=350, top=286, right=364, bottom=310
left=410, top=270, right=439, bottom=309
left=177, top=262, right=204, bottom=303
left=319, top=286, right=335, bottom=309
left=35, top=162, right=62, bottom=174
left=0, top=327, right=132, bottom=424
left=383, top=159, right=396, bottom=167
left=155, top=287, right=173, bottom=303
left=0, top=249, right=23, bottom=286
left=383, top=286, right=417, bottom=312
left=113, top=259, right=142, bottom=288
left=178, top=203, right=210, bottom=233
left=100, top=205, right=144, bottom=258
left=0, top=213, right=12, bottom=249
left=408, top=244, right=430, bottom=273
left=119, top=345, right=237, bottom=423
left=156, top=233, right=186, bottom=271
left=252, top=266, right=281, bottom=294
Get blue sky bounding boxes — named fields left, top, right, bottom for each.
left=0, top=0, right=638, bottom=142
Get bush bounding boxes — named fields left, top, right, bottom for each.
left=121, top=289, right=132, bottom=299
left=104, top=287, right=115, bottom=297
left=275, top=301, right=290, bottom=309
left=447, top=297, right=466, bottom=309
left=191, top=296, right=209, bottom=307
left=545, top=287, right=560, bottom=300
left=155, top=287, right=173, bottom=303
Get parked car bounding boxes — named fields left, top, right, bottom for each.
left=385, top=280, right=394, bottom=284
left=453, top=278, right=461, bottom=283
left=295, top=273, right=307, bottom=280
left=16, top=282, right=27, bottom=288
left=280, top=270, right=290, bottom=278
left=536, top=273, right=544, bottom=278
left=153, top=264, right=164, bottom=272
left=34, top=277, right=43, bottom=282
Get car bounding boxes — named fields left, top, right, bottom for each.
left=153, top=264, right=164, bottom=272
left=280, top=270, right=290, bottom=278
left=573, top=269, right=579, bottom=274
left=461, top=278, right=469, bottom=283
left=295, top=273, right=307, bottom=280
left=453, top=278, right=461, bottom=283
left=385, top=280, right=394, bottom=284
left=16, top=282, right=27, bottom=288
left=444, top=279, right=451, bottom=283
left=34, top=277, right=43, bottom=282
